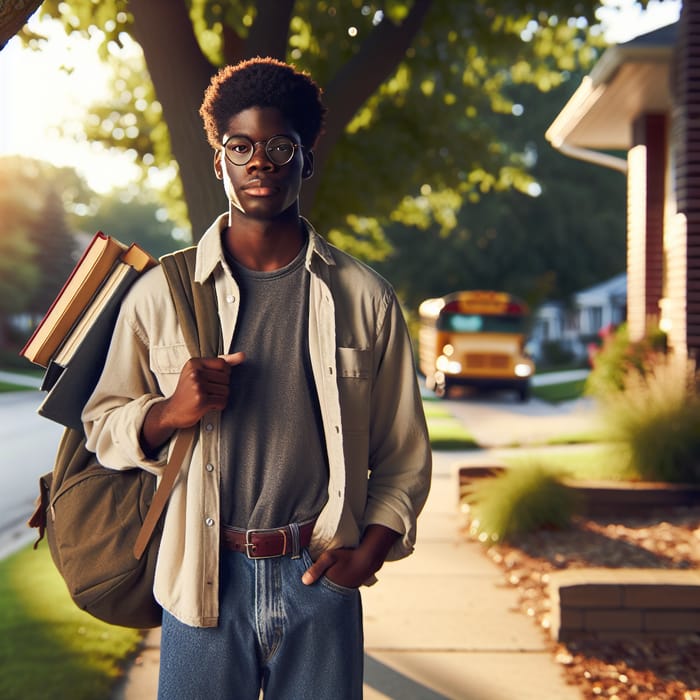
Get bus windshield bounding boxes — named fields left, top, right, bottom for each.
left=438, top=313, right=527, bottom=334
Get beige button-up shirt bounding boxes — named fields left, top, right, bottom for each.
left=83, top=215, right=431, bottom=627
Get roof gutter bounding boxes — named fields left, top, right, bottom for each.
left=545, top=70, right=628, bottom=174
left=552, top=141, right=628, bottom=174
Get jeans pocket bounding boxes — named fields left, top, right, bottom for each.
left=301, top=549, right=358, bottom=598
left=319, top=575, right=358, bottom=597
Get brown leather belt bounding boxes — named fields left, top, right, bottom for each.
left=221, top=519, right=316, bottom=559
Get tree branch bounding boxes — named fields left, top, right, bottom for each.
left=0, top=0, right=43, bottom=50
left=302, top=0, right=434, bottom=210
left=323, top=0, right=434, bottom=131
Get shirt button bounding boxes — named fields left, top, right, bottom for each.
left=226, top=294, right=236, bottom=303
left=205, top=463, right=214, bottom=472
left=205, top=423, right=214, bottom=432
left=205, top=517, right=215, bottom=527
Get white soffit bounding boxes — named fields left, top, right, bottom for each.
left=546, top=27, right=675, bottom=152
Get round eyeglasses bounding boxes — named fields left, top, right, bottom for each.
left=221, top=134, right=300, bottom=167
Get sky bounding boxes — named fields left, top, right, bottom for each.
left=0, top=0, right=682, bottom=195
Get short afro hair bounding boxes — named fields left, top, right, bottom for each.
left=199, top=56, right=327, bottom=151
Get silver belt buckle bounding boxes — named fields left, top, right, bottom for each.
left=244, top=527, right=288, bottom=559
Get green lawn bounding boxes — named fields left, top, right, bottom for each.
left=531, top=378, right=588, bottom=403
left=0, top=381, right=36, bottom=393
left=0, top=544, right=143, bottom=700
left=422, top=398, right=479, bottom=450
left=501, top=445, right=635, bottom=481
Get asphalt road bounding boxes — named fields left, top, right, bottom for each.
left=0, top=390, right=63, bottom=558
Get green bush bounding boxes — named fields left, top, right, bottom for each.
left=464, top=463, right=580, bottom=543
left=601, top=357, right=700, bottom=483
left=0, top=347, right=34, bottom=372
left=585, top=323, right=666, bottom=399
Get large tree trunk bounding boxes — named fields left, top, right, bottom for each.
left=130, top=0, right=224, bottom=242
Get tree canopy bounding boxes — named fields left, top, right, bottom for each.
left=0, top=157, right=82, bottom=345
left=25, top=0, right=632, bottom=247
left=0, top=155, right=186, bottom=351
left=374, top=76, right=627, bottom=312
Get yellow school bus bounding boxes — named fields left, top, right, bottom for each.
left=418, top=290, right=535, bottom=401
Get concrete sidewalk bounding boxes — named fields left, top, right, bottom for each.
left=112, top=447, right=581, bottom=700
left=362, top=449, right=580, bottom=700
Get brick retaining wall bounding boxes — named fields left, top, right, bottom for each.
left=548, top=568, right=700, bottom=642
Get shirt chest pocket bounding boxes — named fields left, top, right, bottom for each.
left=150, top=343, right=191, bottom=394
left=336, top=347, right=371, bottom=433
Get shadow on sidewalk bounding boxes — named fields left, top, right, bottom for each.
left=364, top=654, right=452, bottom=699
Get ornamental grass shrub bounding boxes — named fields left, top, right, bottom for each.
left=600, top=356, right=700, bottom=483
left=585, top=322, right=667, bottom=399
left=464, top=463, right=580, bottom=543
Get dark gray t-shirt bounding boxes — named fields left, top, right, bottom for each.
left=220, top=243, right=329, bottom=529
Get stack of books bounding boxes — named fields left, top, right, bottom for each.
left=20, top=232, right=157, bottom=429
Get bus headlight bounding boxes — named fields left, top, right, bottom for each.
left=514, top=362, right=532, bottom=378
left=436, top=354, right=462, bottom=374
left=446, top=360, right=462, bottom=374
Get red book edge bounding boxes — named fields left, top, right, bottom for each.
left=19, top=231, right=110, bottom=360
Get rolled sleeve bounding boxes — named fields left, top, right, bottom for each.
left=365, top=291, right=432, bottom=561
left=84, top=394, right=170, bottom=474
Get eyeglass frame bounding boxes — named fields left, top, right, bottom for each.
left=221, top=133, right=302, bottom=167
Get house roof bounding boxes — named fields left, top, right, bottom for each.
left=546, top=22, right=677, bottom=153
left=576, top=272, right=627, bottom=305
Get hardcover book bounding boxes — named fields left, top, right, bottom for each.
left=20, top=232, right=130, bottom=367
left=20, top=234, right=157, bottom=429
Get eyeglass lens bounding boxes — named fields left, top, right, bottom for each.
left=224, top=136, right=297, bottom=166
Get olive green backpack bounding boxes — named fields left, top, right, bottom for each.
left=29, top=247, right=219, bottom=629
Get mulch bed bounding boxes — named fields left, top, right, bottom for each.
left=461, top=505, right=700, bottom=699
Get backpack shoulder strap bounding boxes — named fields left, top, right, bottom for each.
left=160, top=247, right=221, bottom=358
left=134, top=247, right=220, bottom=560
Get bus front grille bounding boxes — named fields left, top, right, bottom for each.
left=464, top=353, right=510, bottom=370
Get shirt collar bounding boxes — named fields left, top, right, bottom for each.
left=194, top=213, right=336, bottom=284
left=302, top=217, right=336, bottom=269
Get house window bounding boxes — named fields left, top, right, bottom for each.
left=589, top=307, right=603, bottom=333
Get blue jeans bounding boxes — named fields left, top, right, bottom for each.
left=157, top=548, right=364, bottom=700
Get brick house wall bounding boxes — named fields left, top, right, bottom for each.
left=670, top=1, right=700, bottom=360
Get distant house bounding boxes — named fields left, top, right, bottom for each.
left=530, top=273, right=628, bottom=361
left=574, top=273, right=627, bottom=336
left=545, top=5, right=700, bottom=364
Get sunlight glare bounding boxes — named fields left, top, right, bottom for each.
left=0, top=14, right=140, bottom=193
left=597, top=0, right=681, bottom=43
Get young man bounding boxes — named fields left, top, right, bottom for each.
left=83, top=57, right=431, bottom=699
